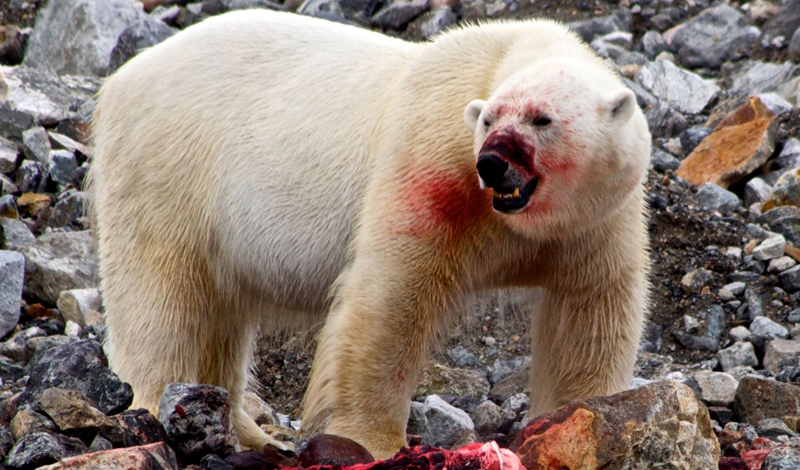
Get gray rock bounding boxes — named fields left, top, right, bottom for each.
left=679, top=126, right=713, bottom=155
left=48, top=149, right=77, bottom=186
left=57, top=288, right=102, bottom=327
left=488, top=356, right=530, bottom=385
left=693, top=370, right=738, bottom=406
left=445, top=346, right=478, bottom=368
left=729, top=61, right=800, bottom=103
left=406, top=7, right=458, bottom=40
left=635, top=61, right=719, bottom=114
left=24, top=0, right=175, bottom=77
left=768, top=256, right=797, bottom=274
left=640, top=30, right=668, bottom=59
left=651, top=148, right=680, bottom=172
left=4, top=431, right=87, bottom=469
left=704, top=305, right=727, bottom=340
left=418, top=394, right=474, bottom=449
left=767, top=171, right=800, bottom=209
left=1, top=218, right=34, bottom=250
left=729, top=271, right=761, bottom=283
left=723, top=281, right=747, bottom=296
left=15, top=159, right=46, bottom=194
left=790, top=28, right=800, bottom=62
left=568, top=10, right=630, bottom=43
left=0, top=251, right=24, bottom=339
left=763, top=446, right=800, bottom=469
left=751, top=316, right=789, bottom=340
left=758, top=206, right=800, bottom=246
left=758, top=93, right=793, bottom=116
left=19, top=231, right=96, bottom=305
left=717, top=341, right=759, bottom=371
left=0, top=325, right=46, bottom=363
left=730, top=326, right=751, bottom=343
left=18, top=339, right=133, bottom=414
left=372, top=0, right=429, bottom=30
left=623, top=77, right=657, bottom=109
left=681, top=268, right=713, bottom=294
left=48, top=190, right=85, bottom=229
left=753, top=235, right=787, bottom=261
left=695, top=182, right=740, bottom=215
left=297, top=0, right=347, bottom=22
left=500, top=392, right=529, bottom=415
left=745, top=178, right=773, bottom=208
left=21, top=127, right=50, bottom=164
left=756, top=418, right=797, bottom=438
left=0, top=137, right=17, bottom=174
left=158, top=383, right=238, bottom=462
left=789, top=308, right=800, bottom=323
left=760, top=0, right=800, bottom=44
left=471, top=400, right=503, bottom=435
left=645, top=101, right=688, bottom=138
left=407, top=400, right=427, bottom=436
left=746, top=287, right=766, bottom=320
left=779, top=265, right=800, bottom=293
left=776, top=138, right=800, bottom=170
left=26, top=335, right=79, bottom=367
left=764, top=339, right=800, bottom=373
left=671, top=3, right=760, bottom=69
left=0, top=355, right=26, bottom=382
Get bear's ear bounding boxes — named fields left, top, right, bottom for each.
left=607, top=89, right=636, bottom=123
left=464, top=99, right=486, bottom=133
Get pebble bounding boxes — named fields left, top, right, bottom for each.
left=763, top=445, right=800, bottom=469
left=745, top=177, right=773, bottom=207
left=681, top=267, right=713, bottom=293
left=651, top=148, right=680, bottom=172
left=756, top=418, right=797, bottom=437
left=471, top=400, right=503, bottom=435
left=445, top=346, right=478, bottom=368
left=764, top=339, right=800, bottom=373
left=693, top=370, right=739, bottom=406
left=769, top=257, right=797, bottom=274
left=635, top=60, right=719, bottom=114
left=779, top=265, right=800, bottom=293
left=417, top=394, right=475, bottom=449
left=19, top=231, right=97, bottom=305
left=718, top=341, right=760, bottom=371
left=695, top=183, right=740, bottom=215
left=730, top=326, right=751, bottom=343
left=4, top=431, right=88, bottom=469
left=670, top=3, right=760, bottom=68
left=750, top=316, right=789, bottom=340
left=0, top=250, right=24, bottom=339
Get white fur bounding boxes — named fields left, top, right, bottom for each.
left=90, top=10, right=650, bottom=458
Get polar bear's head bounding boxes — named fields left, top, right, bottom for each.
left=463, top=58, right=650, bottom=239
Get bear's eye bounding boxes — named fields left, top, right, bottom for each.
left=532, top=116, right=552, bottom=127
left=483, top=119, right=492, bottom=128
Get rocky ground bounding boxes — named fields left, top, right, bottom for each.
left=1, top=0, right=800, bottom=468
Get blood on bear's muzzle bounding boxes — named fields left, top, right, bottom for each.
left=476, top=152, right=538, bottom=214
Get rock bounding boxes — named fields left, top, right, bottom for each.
left=405, top=7, right=458, bottom=40
left=670, top=3, right=760, bottom=69
left=18, top=340, right=133, bottom=415
left=297, top=434, right=374, bottom=467
left=717, top=342, right=759, bottom=371
left=0, top=250, right=24, bottom=339
left=0, top=355, right=26, bottom=382
left=19, top=231, right=96, bottom=305
left=779, top=265, right=800, bottom=292
left=791, top=28, right=800, bottom=62
left=640, top=30, right=668, bottom=59
left=1, top=218, right=35, bottom=250
left=56, top=289, right=102, bottom=327
left=765, top=339, right=800, bottom=374
left=651, top=148, right=680, bottom=172
left=21, top=128, right=50, bottom=164
left=488, top=356, right=530, bottom=385
left=511, top=380, right=719, bottom=470
left=680, top=268, right=713, bottom=294
left=694, top=371, right=739, bottom=407
left=48, top=191, right=85, bottom=229
left=645, top=101, right=688, bottom=138
left=417, top=394, right=474, bottom=449
left=489, top=363, right=528, bottom=403
left=753, top=235, right=787, bottom=261
left=23, top=0, right=175, bottom=77
left=729, top=62, right=800, bottom=104
left=751, top=317, right=789, bottom=340
left=635, top=61, right=719, bottom=115
left=0, top=194, right=17, bottom=217
left=730, top=326, right=751, bottom=343
left=568, top=10, right=630, bottom=43
left=759, top=207, right=800, bottom=246
left=745, top=178, right=773, bottom=207
left=776, top=139, right=800, bottom=170
left=678, top=97, right=778, bottom=188
left=35, top=442, right=179, bottom=470
left=158, top=383, right=238, bottom=462
left=445, top=346, right=478, bottom=369
left=297, top=0, right=347, bottom=22
left=11, top=406, right=56, bottom=440
left=757, top=417, right=797, bottom=438
left=415, top=362, right=490, bottom=399
left=371, top=0, right=429, bottom=30
left=680, top=126, right=713, bottom=155
left=47, top=150, right=77, bottom=186
left=694, top=183, right=740, bottom=215
left=113, top=408, right=168, bottom=447
left=762, top=446, right=800, bottom=470
left=734, top=376, right=800, bottom=425
left=471, top=400, right=503, bottom=435
left=15, top=160, right=46, bottom=194
left=763, top=169, right=800, bottom=212
left=769, top=256, right=798, bottom=273
left=34, top=388, right=124, bottom=444
left=4, top=431, right=87, bottom=470
left=758, top=93, right=793, bottom=116
left=760, top=0, right=800, bottom=43
left=0, top=67, right=102, bottom=126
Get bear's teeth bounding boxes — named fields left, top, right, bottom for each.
left=513, top=188, right=520, bottom=197
left=492, top=189, right=519, bottom=199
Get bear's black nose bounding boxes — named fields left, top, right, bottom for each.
left=476, top=154, right=509, bottom=187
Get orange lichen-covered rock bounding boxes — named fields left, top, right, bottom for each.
left=677, top=97, right=778, bottom=188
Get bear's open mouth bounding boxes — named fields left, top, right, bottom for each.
left=492, top=177, right=539, bottom=213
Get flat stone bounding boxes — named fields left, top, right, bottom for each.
left=724, top=281, right=747, bottom=296
left=1, top=218, right=35, bottom=250
left=670, top=3, right=760, bottom=69
left=694, top=371, right=739, bottom=407
left=730, top=62, right=800, bottom=104
left=635, top=60, right=719, bottom=114
left=717, top=342, right=759, bottom=371
left=752, top=317, right=790, bottom=341
left=758, top=93, right=793, bottom=116
left=678, top=97, right=778, bottom=188
left=753, top=235, right=787, bottom=261
left=35, top=442, right=179, bottom=470
left=764, top=339, right=800, bottom=373
left=19, top=231, right=96, bottom=305
left=756, top=418, right=797, bottom=437
left=511, top=380, right=719, bottom=470
left=415, top=362, right=490, bottom=400
left=34, top=388, right=123, bottom=443
left=0, top=250, right=24, bottom=339
left=23, top=0, right=175, bottom=76
left=734, top=376, right=800, bottom=425
left=730, top=326, right=751, bottom=342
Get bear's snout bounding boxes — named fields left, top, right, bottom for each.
left=476, top=154, right=508, bottom=187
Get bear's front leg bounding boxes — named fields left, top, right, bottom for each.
left=301, top=261, right=451, bottom=459
left=527, top=242, right=648, bottom=417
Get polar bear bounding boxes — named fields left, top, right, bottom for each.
left=90, top=10, right=650, bottom=459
